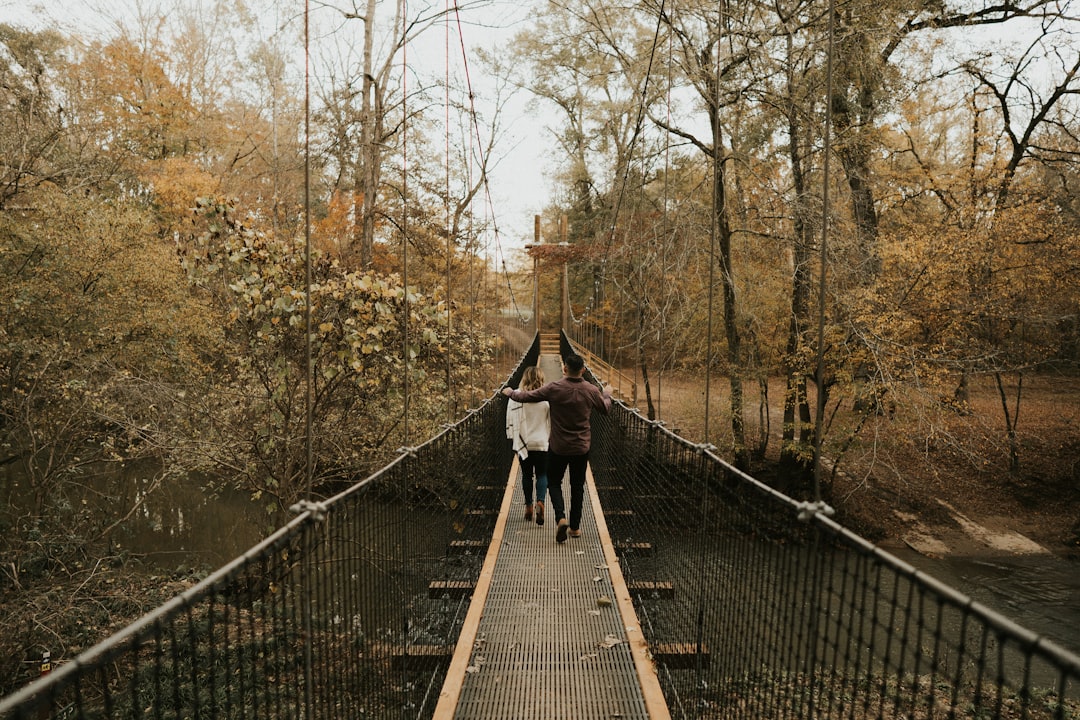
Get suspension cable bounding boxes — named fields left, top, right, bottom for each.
left=600, top=0, right=668, bottom=259
left=595, top=2, right=668, bottom=368
left=448, top=2, right=529, bottom=349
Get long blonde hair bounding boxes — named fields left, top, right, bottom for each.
left=521, top=366, right=545, bottom=391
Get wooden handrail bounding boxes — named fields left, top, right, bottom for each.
left=565, top=338, right=636, bottom=404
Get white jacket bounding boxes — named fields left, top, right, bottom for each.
left=505, top=398, right=550, bottom=458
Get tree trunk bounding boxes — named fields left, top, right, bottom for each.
left=754, top=376, right=769, bottom=462
left=638, top=303, right=656, bottom=421
left=995, top=371, right=1022, bottom=473
left=831, top=26, right=881, bottom=278
left=835, top=139, right=880, bottom=276
left=355, top=0, right=379, bottom=269
left=710, top=102, right=749, bottom=470
left=778, top=39, right=815, bottom=489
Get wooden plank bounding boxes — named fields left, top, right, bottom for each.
left=614, top=541, right=653, bottom=556
left=430, top=454, right=519, bottom=718
left=586, top=469, right=672, bottom=720
left=651, top=643, right=710, bottom=670
left=428, top=580, right=476, bottom=598
left=628, top=580, right=674, bottom=597
left=391, top=645, right=454, bottom=672
left=448, top=539, right=488, bottom=555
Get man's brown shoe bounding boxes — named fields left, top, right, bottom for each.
left=524, top=504, right=533, bottom=522
left=535, top=501, right=545, bottom=526
left=555, top=518, right=569, bottom=544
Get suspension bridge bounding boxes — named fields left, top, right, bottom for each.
left=1, top=332, right=1078, bottom=720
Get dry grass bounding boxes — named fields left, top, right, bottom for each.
left=625, top=370, right=1080, bottom=557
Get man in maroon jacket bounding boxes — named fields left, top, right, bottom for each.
left=502, top=354, right=612, bottom=543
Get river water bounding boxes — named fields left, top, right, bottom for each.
left=0, top=462, right=270, bottom=572
left=886, top=545, right=1080, bottom=656
left=5, top=465, right=1078, bottom=661
left=98, top=482, right=1080, bottom=660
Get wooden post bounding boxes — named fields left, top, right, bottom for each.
left=533, top=215, right=541, bottom=334
left=38, top=651, right=50, bottom=720
left=560, top=214, right=569, bottom=332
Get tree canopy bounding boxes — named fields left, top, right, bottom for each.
left=0, top=0, right=1076, bottom=521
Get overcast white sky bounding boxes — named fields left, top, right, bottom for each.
left=0, top=0, right=554, bottom=264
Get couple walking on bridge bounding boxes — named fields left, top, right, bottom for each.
left=503, top=353, right=613, bottom=543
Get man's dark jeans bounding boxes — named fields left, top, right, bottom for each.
left=546, top=452, right=589, bottom=530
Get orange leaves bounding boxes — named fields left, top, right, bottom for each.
left=312, top=191, right=359, bottom=259
left=871, top=197, right=1079, bottom=381
left=75, top=37, right=198, bottom=164
left=145, top=158, right=218, bottom=233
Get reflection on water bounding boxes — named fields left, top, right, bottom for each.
left=1, top=461, right=271, bottom=571
left=887, top=546, right=1080, bottom=655
left=110, top=475, right=270, bottom=570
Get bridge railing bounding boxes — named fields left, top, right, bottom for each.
left=562, top=328, right=637, bottom=404
left=0, top=335, right=540, bottom=720
left=589, top=401, right=1080, bottom=719
left=564, top=336, right=637, bottom=404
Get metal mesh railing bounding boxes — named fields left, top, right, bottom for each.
left=589, top=401, right=1080, bottom=719
left=5, top=325, right=1077, bottom=720
left=0, top=336, right=540, bottom=720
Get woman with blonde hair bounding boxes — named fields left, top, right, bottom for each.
left=505, top=366, right=551, bottom=524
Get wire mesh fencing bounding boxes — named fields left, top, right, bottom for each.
left=589, top=402, right=1080, bottom=720
left=0, top=337, right=539, bottom=720
left=6, top=326, right=1077, bottom=720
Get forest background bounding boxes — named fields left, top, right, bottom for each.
left=2, top=0, right=1079, bottom=695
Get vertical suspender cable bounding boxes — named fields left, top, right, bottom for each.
left=703, top=1, right=722, bottom=446
left=301, top=0, right=315, bottom=716
left=659, top=25, right=673, bottom=421
left=402, top=0, right=411, bottom=447
left=693, top=0, right=723, bottom=703
left=398, top=1, right=412, bottom=699
left=813, top=0, right=837, bottom=503
left=445, top=1, right=453, bottom=422
left=302, top=0, right=314, bottom=504
left=802, top=8, right=839, bottom=703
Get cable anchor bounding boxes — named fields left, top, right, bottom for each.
left=290, top=499, right=329, bottom=522
left=796, top=500, right=835, bottom=521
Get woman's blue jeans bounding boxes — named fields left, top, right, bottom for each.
left=521, top=450, right=548, bottom=505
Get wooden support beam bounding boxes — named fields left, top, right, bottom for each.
left=614, top=541, right=653, bottom=556
left=628, top=580, right=674, bottom=597
left=429, top=580, right=476, bottom=598
left=391, top=645, right=454, bottom=671
left=448, top=539, right=488, bottom=555
left=651, top=643, right=710, bottom=670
